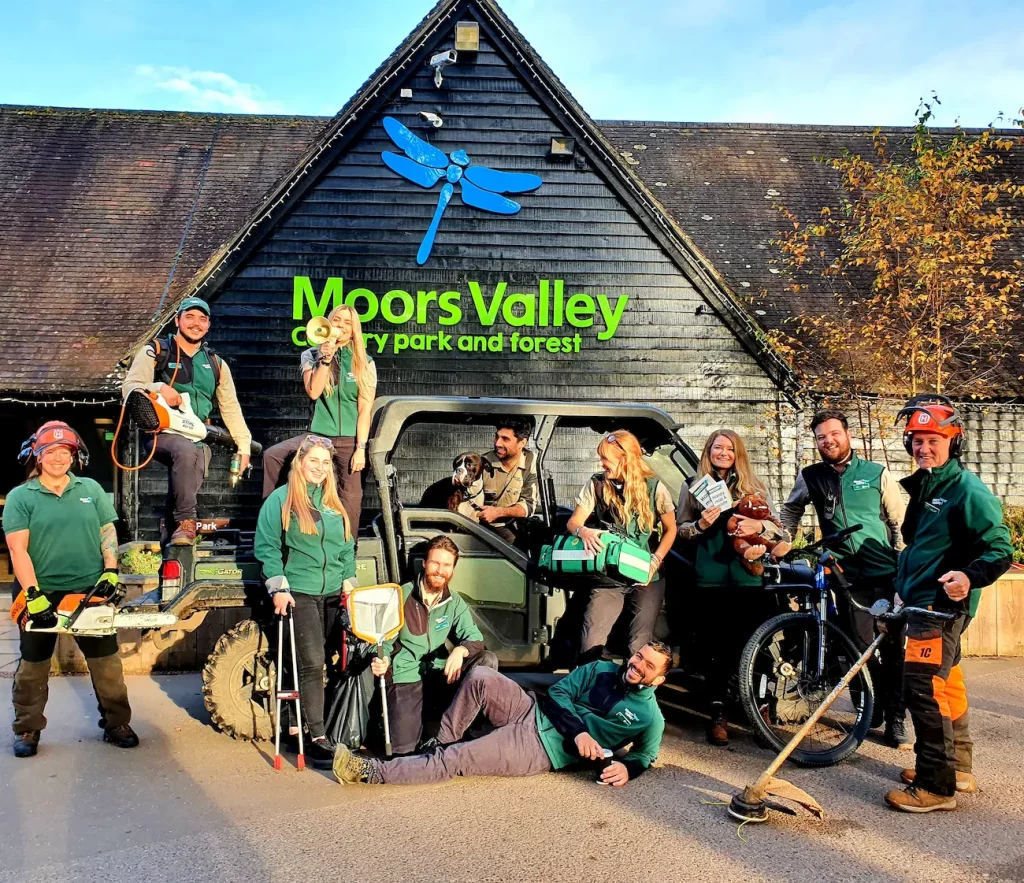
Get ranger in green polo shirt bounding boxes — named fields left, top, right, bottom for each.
left=781, top=408, right=909, bottom=747
left=261, top=305, right=378, bottom=530
left=3, top=421, right=137, bottom=758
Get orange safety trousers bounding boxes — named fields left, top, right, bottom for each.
left=902, top=613, right=973, bottom=797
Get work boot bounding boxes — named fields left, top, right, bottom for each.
left=885, top=785, right=957, bottom=813
left=306, top=737, right=336, bottom=770
left=103, top=723, right=139, bottom=748
left=170, top=519, right=197, bottom=546
left=333, top=745, right=383, bottom=785
left=883, top=714, right=913, bottom=750
left=900, top=768, right=977, bottom=794
left=13, top=731, right=40, bottom=758
left=706, top=704, right=729, bottom=746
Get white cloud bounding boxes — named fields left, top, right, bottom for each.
left=134, top=65, right=284, bottom=114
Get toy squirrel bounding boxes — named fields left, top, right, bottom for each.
left=727, top=493, right=792, bottom=577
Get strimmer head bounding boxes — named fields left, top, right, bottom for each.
left=727, top=788, right=770, bottom=823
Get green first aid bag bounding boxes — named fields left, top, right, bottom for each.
left=539, top=532, right=652, bottom=586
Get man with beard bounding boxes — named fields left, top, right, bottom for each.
left=370, top=536, right=498, bottom=755
left=335, top=640, right=670, bottom=787
left=122, top=297, right=252, bottom=545
left=477, top=418, right=538, bottom=545
left=780, top=409, right=909, bottom=746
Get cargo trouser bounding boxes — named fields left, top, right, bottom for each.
left=377, top=667, right=552, bottom=784
left=387, top=650, right=500, bottom=755
left=12, top=624, right=131, bottom=734
left=903, top=612, right=973, bottom=797
left=261, top=435, right=363, bottom=528
left=578, top=577, right=666, bottom=665
left=839, top=576, right=904, bottom=724
left=146, top=432, right=206, bottom=524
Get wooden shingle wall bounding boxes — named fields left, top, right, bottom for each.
left=136, top=28, right=788, bottom=534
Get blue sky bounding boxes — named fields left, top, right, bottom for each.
left=2, top=0, right=1022, bottom=127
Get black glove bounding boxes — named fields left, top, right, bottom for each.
left=24, top=585, right=58, bottom=629
left=94, top=568, right=123, bottom=603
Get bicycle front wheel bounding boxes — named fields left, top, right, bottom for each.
left=738, top=612, right=874, bottom=767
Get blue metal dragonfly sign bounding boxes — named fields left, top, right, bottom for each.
left=380, top=116, right=542, bottom=265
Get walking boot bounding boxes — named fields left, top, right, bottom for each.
left=900, top=768, right=977, bottom=793
left=885, top=785, right=956, bottom=813
left=13, top=731, right=40, bottom=758
left=103, top=724, right=139, bottom=748
left=883, top=713, right=913, bottom=750
left=706, top=703, right=729, bottom=747
left=170, top=519, right=197, bottom=546
left=333, top=745, right=383, bottom=785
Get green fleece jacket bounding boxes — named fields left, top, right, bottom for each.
left=254, top=483, right=355, bottom=595
left=383, top=580, right=487, bottom=684
left=536, top=661, right=664, bottom=780
left=897, top=458, right=1013, bottom=616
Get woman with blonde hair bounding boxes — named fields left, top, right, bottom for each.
left=676, top=429, right=791, bottom=746
left=262, top=303, right=377, bottom=528
left=255, top=434, right=356, bottom=768
left=566, top=430, right=677, bottom=665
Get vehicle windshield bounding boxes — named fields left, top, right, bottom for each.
left=643, top=440, right=695, bottom=502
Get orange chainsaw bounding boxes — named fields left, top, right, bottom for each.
left=11, top=586, right=177, bottom=636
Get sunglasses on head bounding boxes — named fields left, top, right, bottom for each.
left=302, top=435, right=334, bottom=450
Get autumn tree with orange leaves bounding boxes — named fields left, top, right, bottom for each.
left=769, top=101, right=1024, bottom=400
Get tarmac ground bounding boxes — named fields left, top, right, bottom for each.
left=0, top=657, right=1022, bottom=883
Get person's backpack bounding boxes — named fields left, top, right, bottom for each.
left=150, top=335, right=223, bottom=387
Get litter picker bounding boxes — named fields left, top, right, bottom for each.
left=273, top=610, right=305, bottom=771
left=345, top=584, right=405, bottom=757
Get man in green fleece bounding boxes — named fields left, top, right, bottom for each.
left=884, top=397, right=1013, bottom=814
left=334, top=641, right=670, bottom=786
left=370, top=536, right=497, bottom=754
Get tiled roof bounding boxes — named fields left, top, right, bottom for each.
left=600, top=120, right=1024, bottom=395
left=0, top=105, right=326, bottom=393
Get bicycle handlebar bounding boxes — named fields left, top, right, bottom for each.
left=782, top=524, right=864, bottom=560
left=835, top=583, right=957, bottom=623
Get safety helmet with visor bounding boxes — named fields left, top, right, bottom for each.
left=895, top=394, right=965, bottom=458
left=18, top=420, right=90, bottom=469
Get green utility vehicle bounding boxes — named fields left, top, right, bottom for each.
left=122, top=396, right=699, bottom=740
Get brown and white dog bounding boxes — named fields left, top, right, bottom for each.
left=419, top=452, right=486, bottom=519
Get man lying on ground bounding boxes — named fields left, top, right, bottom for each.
left=334, top=641, right=670, bottom=786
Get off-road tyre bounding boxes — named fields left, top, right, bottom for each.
left=202, top=619, right=275, bottom=741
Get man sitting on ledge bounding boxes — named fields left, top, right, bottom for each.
left=334, top=641, right=670, bottom=787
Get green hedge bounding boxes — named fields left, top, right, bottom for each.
left=1006, top=506, right=1024, bottom=565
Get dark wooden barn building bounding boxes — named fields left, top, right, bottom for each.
left=1, top=0, right=1021, bottom=539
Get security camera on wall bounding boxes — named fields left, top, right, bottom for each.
left=429, top=49, right=458, bottom=88
left=419, top=111, right=444, bottom=128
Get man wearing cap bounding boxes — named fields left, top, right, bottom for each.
left=885, top=396, right=1013, bottom=813
left=122, top=297, right=252, bottom=545
left=3, top=422, right=137, bottom=757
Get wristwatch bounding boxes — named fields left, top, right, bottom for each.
left=357, top=441, right=367, bottom=451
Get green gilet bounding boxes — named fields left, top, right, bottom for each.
left=814, top=456, right=898, bottom=579
left=592, top=475, right=660, bottom=548
left=172, top=346, right=217, bottom=424
left=694, top=473, right=761, bottom=589
left=309, top=347, right=360, bottom=438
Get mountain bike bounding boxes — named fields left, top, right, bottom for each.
left=737, top=525, right=878, bottom=767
